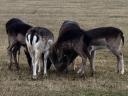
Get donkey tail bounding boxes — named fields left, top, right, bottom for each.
left=120, top=32, right=124, bottom=45
left=26, top=33, right=39, bottom=46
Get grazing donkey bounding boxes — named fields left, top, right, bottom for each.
left=55, top=20, right=79, bottom=71
left=84, top=27, right=124, bottom=75
left=50, top=21, right=92, bottom=76
left=26, top=27, right=54, bottom=79
left=6, top=18, right=32, bottom=70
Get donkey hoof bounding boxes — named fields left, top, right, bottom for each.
left=78, top=73, right=86, bottom=79
left=77, top=69, right=82, bottom=74
left=16, top=68, right=20, bottom=72
left=32, top=75, right=38, bottom=80
left=76, top=72, right=85, bottom=78
left=8, top=66, right=12, bottom=70
left=43, top=74, right=47, bottom=79
left=91, top=71, right=95, bottom=77
left=38, top=72, right=41, bottom=76
left=117, top=70, right=120, bottom=74
left=121, top=70, right=124, bottom=75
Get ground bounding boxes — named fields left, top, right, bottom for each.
left=0, top=0, right=128, bottom=96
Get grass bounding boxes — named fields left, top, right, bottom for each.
left=0, top=0, right=128, bottom=96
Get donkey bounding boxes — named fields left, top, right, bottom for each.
left=25, top=27, right=54, bottom=79
left=83, top=27, right=125, bottom=75
left=59, top=21, right=125, bottom=75
left=50, top=21, right=92, bottom=76
left=6, top=18, right=32, bottom=70
left=55, top=20, right=80, bottom=71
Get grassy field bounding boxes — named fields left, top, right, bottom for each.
left=0, top=0, right=128, bottom=95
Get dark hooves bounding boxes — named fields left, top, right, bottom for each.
left=90, top=72, right=95, bottom=77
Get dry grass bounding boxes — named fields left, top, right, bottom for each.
left=0, top=0, right=128, bottom=96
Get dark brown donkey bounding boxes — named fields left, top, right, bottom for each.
left=83, top=27, right=124, bottom=75
left=6, top=18, right=32, bottom=70
left=50, top=20, right=92, bottom=76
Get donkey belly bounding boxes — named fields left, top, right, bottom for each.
left=90, top=38, right=108, bottom=50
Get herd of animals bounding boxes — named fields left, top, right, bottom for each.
left=6, top=18, right=124, bottom=80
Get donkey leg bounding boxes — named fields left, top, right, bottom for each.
left=13, top=47, right=20, bottom=71
left=81, top=57, right=87, bottom=76
left=110, top=48, right=124, bottom=74
left=17, top=48, right=20, bottom=66
left=8, top=51, right=13, bottom=70
left=118, top=52, right=124, bottom=74
left=13, top=45, right=20, bottom=70
left=38, top=55, right=43, bottom=74
left=7, top=35, right=13, bottom=69
left=8, top=41, right=17, bottom=70
left=24, top=49, right=32, bottom=69
left=43, top=51, right=49, bottom=78
left=120, top=53, right=124, bottom=74
left=29, top=52, right=36, bottom=79
left=32, top=57, right=38, bottom=80
left=83, top=47, right=94, bottom=76
left=32, top=63, right=38, bottom=80
left=32, top=51, right=40, bottom=79
left=8, top=46, right=17, bottom=70
left=7, top=45, right=13, bottom=70
left=90, top=50, right=96, bottom=74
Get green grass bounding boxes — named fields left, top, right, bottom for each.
left=0, top=0, right=128, bottom=96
